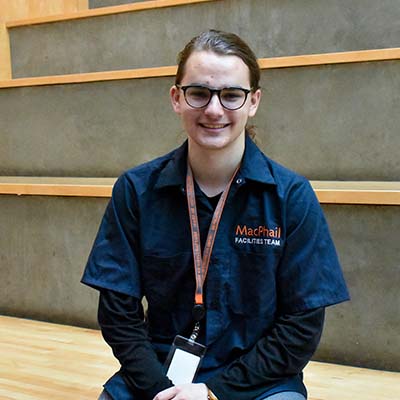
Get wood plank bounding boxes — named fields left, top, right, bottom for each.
left=0, top=48, right=398, bottom=89
left=311, top=181, right=400, bottom=205
left=6, top=0, right=217, bottom=28
left=0, top=316, right=119, bottom=400
left=303, top=362, right=400, bottom=400
left=0, top=177, right=400, bottom=205
left=0, top=177, right=116, bottom=197
left=0, top=65, right=177, bottom=88
left=0, top=23, right=11, bottom=80
left=258, top=48, right=400, bottom=68
left=0, top=0, right=88, bottom=22
left=0, top=316, right=399, bottom=400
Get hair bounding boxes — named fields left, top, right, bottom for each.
left=175, top=29, right=260, bottom=90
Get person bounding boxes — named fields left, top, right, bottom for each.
left=82, top=30, right=349, bottom=400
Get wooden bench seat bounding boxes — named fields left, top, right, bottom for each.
left=0, top=315, right=399, bottom=400
left=0, top=177, right=400, bottom=205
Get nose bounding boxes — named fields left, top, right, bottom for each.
left=204, top=93, right=224, bottom=116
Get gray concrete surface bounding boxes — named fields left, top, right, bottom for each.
left=0, top=195, right=106, bottom=327
left=257, top=60, right=400, bottom=180
left=315, top=204, right=400, bottom=372
left=0, top=196, right=398, bottom=371
left=89, top=0, right=146, bottom=7
left=10, top=0, right=400, bottom=77
left=1, top=61, right=399, bottom=180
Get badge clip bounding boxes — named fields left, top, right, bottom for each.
left=164, top=335, right=207, bottom=384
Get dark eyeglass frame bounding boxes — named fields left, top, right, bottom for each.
left=176, top=84, right=252, bottom=111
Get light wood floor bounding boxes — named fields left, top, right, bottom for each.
left=0, top=316, right=399, bottom=400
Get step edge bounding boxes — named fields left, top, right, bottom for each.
left=1, top=177, right=399, bottom=204
left=1, top=48, right=399, bottom=89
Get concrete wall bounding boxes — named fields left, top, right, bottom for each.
left=0, top=195, right=104, bottom=328
left=9, top=0, right=400, bottom=77
left=316, top=204, right=400, bottom=371
left=1, top=61, right=399, bottom=180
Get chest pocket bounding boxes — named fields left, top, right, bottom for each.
left=228, top=250, right=281, bottom=317
left=141, top=252, right=194, bottom=340
left=141, top=252, right=194, bottom=310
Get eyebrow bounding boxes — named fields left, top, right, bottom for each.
left=182, top=83, right=248, bottom=90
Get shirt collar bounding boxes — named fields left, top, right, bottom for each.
left=239, top=135, right=276, bottom=185
left=154, top=141, right=188, bottom=190
left=154, top=135, right=276, bottom=190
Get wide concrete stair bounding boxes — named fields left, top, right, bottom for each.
left=1, top=61, right=399, bottom=178
left=0, top=0, right=399, bottom=376
left=8, top=0, right=400, bottom=77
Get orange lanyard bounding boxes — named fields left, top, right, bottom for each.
left=186, top=164, right=239, bottom=322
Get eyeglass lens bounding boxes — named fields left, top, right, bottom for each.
left=184, top=86, right=248, bottom=110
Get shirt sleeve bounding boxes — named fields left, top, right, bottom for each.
left=81, top=173, right=142, bottom=297
left=277, top=178, right=350, bottom=313
left=205, top=307, right=325, bottom=400
left=98, top=289, right=173, bottom=399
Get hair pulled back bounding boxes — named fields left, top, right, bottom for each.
left=175, top=29, right=260, bottom=92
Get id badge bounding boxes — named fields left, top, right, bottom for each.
left=164, top=335, right=207, bottom=385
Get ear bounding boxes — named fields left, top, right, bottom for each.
left=248, top=89, right=261, bottom=118
left=170, top=85, right=182, bottom=114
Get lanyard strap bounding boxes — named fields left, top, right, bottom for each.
left=186, top=164, right=239, bottom=310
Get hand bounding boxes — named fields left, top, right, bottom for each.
left=153, top=383, right=208, bottom=400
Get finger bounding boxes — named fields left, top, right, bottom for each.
left=153, top=386, right=178, bottom=400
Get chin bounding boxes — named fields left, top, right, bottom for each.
left=193, top=135, right=233, bottom=151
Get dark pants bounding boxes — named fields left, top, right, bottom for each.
left=98, top=389, right=306, bottom=400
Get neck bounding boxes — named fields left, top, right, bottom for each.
left=188, top=137, right=245, bottom=196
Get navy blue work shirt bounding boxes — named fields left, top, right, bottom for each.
left=82, top=136, right=349, bottom=398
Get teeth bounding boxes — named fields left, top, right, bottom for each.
left=202, top=124, right=226, bottom=129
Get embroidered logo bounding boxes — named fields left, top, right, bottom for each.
left=234, top=224, right=282, bottom=247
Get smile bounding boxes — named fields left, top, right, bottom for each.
left=200, top=123, right=229, bottom=129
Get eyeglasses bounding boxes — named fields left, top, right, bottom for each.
left=176, top=84, right=251, bottom=110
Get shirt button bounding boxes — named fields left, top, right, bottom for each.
left=236, top=178, right=243, bottom=185
left=181, top=186, right=186, bottom=194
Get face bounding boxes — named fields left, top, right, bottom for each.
left=170, top=51, right=261, bottom=153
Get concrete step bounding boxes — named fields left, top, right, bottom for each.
left=0, top=60, right=399, bottom=179
left=0, top=192, right=398, bottom=371
left=8, top=0, right=400, bottom=77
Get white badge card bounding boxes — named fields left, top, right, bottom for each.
left=164, top=335, right=207, bottom=385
